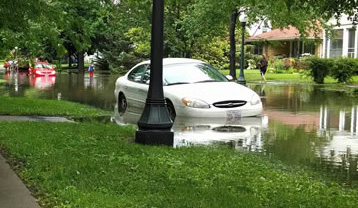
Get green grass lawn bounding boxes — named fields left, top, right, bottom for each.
left=0, top=96, right=111, bottom=118
left=1, top=122, right=357, bottom=208
left=0, top=97, right=358, bottom=207
left=220, top=69, right=358, bottom=84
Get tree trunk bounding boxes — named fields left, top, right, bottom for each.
left=68, top=53, right=72, bottom=68
left=229, top=9, right=239, bottom=80
left=77, top=51, right=85, bottom=72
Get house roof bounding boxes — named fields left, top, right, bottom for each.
left=247, top=26, right=323, bottom=42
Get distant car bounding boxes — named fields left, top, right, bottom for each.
left=114, top=58, right=263, bottom=121
left=29, top=62, right=56, bottom=77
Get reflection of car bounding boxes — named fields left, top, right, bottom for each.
left=29, top=62, right=56, bottom=77
left=112, top=110, right=266, bottom=149
left=29, top=76, right=56, bottom=90
left=3, top=71, right=30, bottom=85
left=114, top=58, right=262, bottom=121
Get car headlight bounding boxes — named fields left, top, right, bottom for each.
left=182, top=98, right=210, bottom=108
left=250, top=94, right=261, bottom=105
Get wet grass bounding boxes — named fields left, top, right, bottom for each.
left=0, top=96, right=111, bottom=118
left=221, top=69, right=358, bottom=84
left=1, top=94, right=358, bottom=207
left=0, top=121, right=358, bottom=208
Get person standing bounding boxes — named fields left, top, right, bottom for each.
left=88, top=62, right=95, bottom=77
left=259, top=54, right=268, bottom=83
left=4, top=60, right=9, bottom=72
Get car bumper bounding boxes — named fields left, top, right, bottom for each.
left=34, top=72, right=56, bottom=76
left=175, top=103, right=263, bottom=118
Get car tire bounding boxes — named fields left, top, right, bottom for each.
left=166, top=100, right=176, bottom=122
left=118, top=93, right=127, bottom=114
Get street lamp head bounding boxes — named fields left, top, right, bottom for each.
left=14, top=46, right=18, bottom=50
left=239, top=12, right=248, bottom=23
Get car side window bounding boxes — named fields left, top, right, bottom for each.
left=142, top=67, right=151, bottom=84
left=127, top=64, right=148, bottom=83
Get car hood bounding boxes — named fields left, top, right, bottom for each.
left=35, top=68, right=54, bottom=71
left=164, top=82, right=257, bottom=103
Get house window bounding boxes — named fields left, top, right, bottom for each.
left=348, top=28, right=356, bottom=58
left=254, top=44, right=263, bottom=55
left=262, top=26, right=268, bottom=33
left=303, top=42, right=315, bottom=55
left=329, top=29, right=343, bottom=58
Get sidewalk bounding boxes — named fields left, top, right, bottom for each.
left=0, top=154, right=41, bottom=208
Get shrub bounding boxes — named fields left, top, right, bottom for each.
left=246, top=54, right=261, bottom=69
left=295, top=58, right=310, bottom=70
left=331, top=58, right=358, bottom=83
left=273, top=59, right=285, bottom=73
left=283, top=58, right=295, bottom=70
left=352, top=59, right=358, bottom=75
left=307, top=57, right=333, bottom=84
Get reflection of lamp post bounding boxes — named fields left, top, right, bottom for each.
left=135, top=0, right=174, bottom=145
left=237, top=11, right=248, bottom=85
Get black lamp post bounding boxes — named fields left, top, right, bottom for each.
left=135, top=0, right=174, bottom=145
left=237, top=11, right=248, bottom=85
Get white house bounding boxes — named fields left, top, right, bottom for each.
left=248, top=19, right=272, bottom=37
left=84, top=51, right=102, bottom=63
left=322, top=14, right=358, bottom=58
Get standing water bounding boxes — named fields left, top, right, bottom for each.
left=1, top=71, right=358, bottom=186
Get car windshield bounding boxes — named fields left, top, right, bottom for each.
left=36, top=64, right=52, bottom=69
left=163, top=63, right=228, bottom=85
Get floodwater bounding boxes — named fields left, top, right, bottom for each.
left=1, top=70, right=358, bottom=186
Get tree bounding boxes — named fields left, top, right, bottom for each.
left=182, top=0, right=330, bottom=79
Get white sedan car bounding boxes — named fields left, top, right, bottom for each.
left=114, top=58, right=262, bottom=121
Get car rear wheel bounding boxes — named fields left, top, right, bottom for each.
left=118, top=93, right=127, bottom=114
left=166, top=100, right=176, bottom=122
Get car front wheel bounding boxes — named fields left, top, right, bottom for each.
left=118, top=93, right=127, bottom=114
left=166, top=100, right=176, bottom=122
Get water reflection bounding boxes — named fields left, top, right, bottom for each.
left=29, top=76, right=56, bottom=90
left=0, top=72, right=117, bottom=110
left=3, top=71, right=29, bottom=93
left=112, top=109, right=268, bottom=151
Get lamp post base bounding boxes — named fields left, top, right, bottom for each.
left=135, top=130, right=174, bottom=146
left=237, top=76, right=246, bottom=85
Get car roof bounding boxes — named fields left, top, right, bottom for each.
left=138, top=58, right=204, bottom=66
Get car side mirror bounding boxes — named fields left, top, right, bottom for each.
left=226, top=75, right=233, bottom=81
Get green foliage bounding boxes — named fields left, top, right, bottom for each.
left=295, top=58, right=310, bottom=70
left=273, top=59, right=285, bottom=73
left=307, top=57, right=334, bottom=84
left=192, top=36, right=229, bottom=70
left=125, top=27, right=151, bottom=59
left=283, top=58, right=295, bottom=70
left=330, top=58, right=358, bottom=83
left=1, top=0, right=357, bottom=73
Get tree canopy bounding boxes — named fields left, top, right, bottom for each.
left=0, top=0, right=357, bottom=72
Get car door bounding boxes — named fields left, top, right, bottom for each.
left=136, top=67, right=151, bottom=109
left=125, top=64, right=148, bottom=112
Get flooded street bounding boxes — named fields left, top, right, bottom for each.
left=1, top=71, right=358, bottom=186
